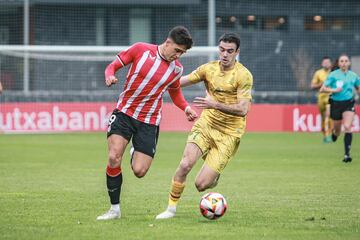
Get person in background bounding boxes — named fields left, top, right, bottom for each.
left=320, top=54, right=360, bottom=163
left=311, top=57, right=333, bottom=143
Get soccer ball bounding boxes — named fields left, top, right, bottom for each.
left=199, top=192, right=227, bottom=220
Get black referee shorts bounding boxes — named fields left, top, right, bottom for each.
left=107, top=109, right=159, bottom=158
left=330, top=98, right=355, bottom=120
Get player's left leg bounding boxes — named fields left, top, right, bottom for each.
left=130, top=122, right=159, bottom=178
left=195, top=133, right=240, bottom=192
left=195, top=164, right=219, bottom=192
left=131, top=152, right=153, bottom=178
left=342, top=110, right=355, bottom=163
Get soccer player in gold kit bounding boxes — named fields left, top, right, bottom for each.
left=311, top=57, right=333, bottom=143
left=156, top=33, right=253, bottom=219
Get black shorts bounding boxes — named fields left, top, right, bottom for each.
left=330, top=99, right=355, bottom=120
left=107, top=109, right=159, bottom=158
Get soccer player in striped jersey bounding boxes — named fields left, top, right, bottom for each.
left=97, top=26, right=198, bottom=220
left=156, top=33, right=253, bottom=219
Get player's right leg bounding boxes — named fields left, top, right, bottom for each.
left=97, top=134, right=128, bottom=220
left=97, top=110, right=132, bottom=221
left=195, top=164, right=220, bottom=192
left=195, top=132, right=240, bottom=192
left=331, top=120, right=341, bottom=142
left=330, top=101, right=342, bottom=143
left=155, top=143, right=203, bottom=220
left=319, top=101, right=327, bottom=142
left=319, top=99, right=332, bottom=143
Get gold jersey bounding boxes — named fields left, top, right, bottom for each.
left=188, top=60, right=253, bottom=138
left=311, top=68, right=331, bottom=100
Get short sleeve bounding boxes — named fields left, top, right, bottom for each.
left=188, top=64, right=207, bottom=84
left=324, top=72, right=335, bottom=87
left=117, top=43, right=142, bottom=66
left=311, top=71, right=320, bottom=85
left=237, top=70, right=253, bottom=100
left=355, top=75, right=360, bottom=88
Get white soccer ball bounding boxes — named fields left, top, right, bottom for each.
left=199, top=192, right=227, bottom=220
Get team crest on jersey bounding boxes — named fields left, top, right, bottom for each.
left=149, top=53, right=156, bottom=61
left=175, top=66, right=182, bottom=74
left=227, top=76, right=235, bottom=85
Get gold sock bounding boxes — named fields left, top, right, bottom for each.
left=168, top=179, right=185, bottom=207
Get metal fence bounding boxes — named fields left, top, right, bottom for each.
left=0, top=0, right=360, bottom=103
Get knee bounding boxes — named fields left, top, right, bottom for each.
left=108, top=152, right=121, bottom=167
left=178, top=160, right=193, bottom=175
left=195, top=180, right=208, bottom=192
left=343, top=125, right=352, bottom=133
left=132, top=166, right=148, bottom=178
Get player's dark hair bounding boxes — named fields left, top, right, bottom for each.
left=218, top=33, right=241, bottom=50
left=322, top=56, right=331, bottom=61
left=168, top=26, right=193, bottom=50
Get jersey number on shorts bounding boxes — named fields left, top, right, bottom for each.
left=191, top=131, right=200, bottom=140
left=107, top=114, right=116, bottom=132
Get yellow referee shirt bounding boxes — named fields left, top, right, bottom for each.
left=188, top=61, right=253, bottom=138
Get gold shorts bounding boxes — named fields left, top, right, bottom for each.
left=187, top=118, right=240, bottom=173
left=317, top=95, right=330, bottom=113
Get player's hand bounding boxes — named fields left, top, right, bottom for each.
left=333, top=87, right=342, bottom=93
left=193, top=91, right=217, bottom=109
left=105, top=75, right=118, bottom=87
left=185, top=107, right=198, bottom=121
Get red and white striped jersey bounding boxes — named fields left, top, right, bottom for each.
left=115, top=42, right=184, bottom=126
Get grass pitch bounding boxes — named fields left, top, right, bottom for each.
left=0, top=132, right=359, bottom=239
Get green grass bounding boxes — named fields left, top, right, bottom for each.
left=0, top=132, right=359, bottom=240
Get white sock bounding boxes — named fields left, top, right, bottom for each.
left=167, top=205, right=176, bottom=213
left=111, top=204, right=120, bottom=212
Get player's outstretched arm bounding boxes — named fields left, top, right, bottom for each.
left=320, top=84, right=342, bottom=93
left=104, top=59, right=122, bottom=87
left=311, top=81, right=322, bottom=90
left=194, top=91, right=250, bottom=117
left=180, top=75, right=196, bottom=87
left=168, top=87, right=197, bottom=121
